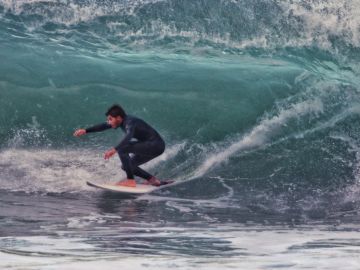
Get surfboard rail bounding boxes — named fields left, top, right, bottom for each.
left=86, top=180, right=175, bottom=195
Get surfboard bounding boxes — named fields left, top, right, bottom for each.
left=86, top=180, right=175, bottom=195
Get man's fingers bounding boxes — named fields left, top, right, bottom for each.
left=104, top=150, right=115, bottom=160
left=74, top=129, right=85, bottom=137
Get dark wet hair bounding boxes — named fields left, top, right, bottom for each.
left=105, top=104, right=126, bottom=118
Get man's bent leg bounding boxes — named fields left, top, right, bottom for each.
left=130, top=154, right=162, bottom=186
left=116, top=152, right=136, bottom=187
left=118, top=140, right=165, bottom=186
left=130, top=155, right=155, bottom=180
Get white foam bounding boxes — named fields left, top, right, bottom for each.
left=0, top=0, right=164, bottom=26
left=0, top=143, right=183, bottom=193
left=281, top=1, right=360, bottom=48
left=66, top=213, right=113, bottom=229
left=1, top=225, right=360, bottom=270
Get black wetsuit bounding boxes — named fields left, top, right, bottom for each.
left=85, top=115, right=165, bottom=180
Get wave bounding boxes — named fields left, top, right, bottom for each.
left=1, top=49, right=359, bottom=189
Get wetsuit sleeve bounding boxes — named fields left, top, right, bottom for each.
left=85, top=123, right=111, bottom=133
left=114, top=121, right=135, bottom=152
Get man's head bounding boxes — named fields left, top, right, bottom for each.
left=105, top=104, right=126, bottom=128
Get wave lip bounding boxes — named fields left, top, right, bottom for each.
left=1, top=0, right=360, bottom=54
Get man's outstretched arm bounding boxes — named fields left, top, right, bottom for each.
left=73, top=123, right=111, bottom=137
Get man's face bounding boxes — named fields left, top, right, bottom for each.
left=107, top=115, right=122, bottom=128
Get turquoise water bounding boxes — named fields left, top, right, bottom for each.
left=1, top=1, right=360, bottom=269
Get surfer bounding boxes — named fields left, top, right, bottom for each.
left=73, top=104, right=165, bottom=187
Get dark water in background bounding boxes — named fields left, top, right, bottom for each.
left=1, top=1, right=360, bottom=269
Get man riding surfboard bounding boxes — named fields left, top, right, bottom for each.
left=74, top=104, right=165, bottom=187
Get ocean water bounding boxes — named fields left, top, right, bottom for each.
left=1, top=0, right=360, bottom=269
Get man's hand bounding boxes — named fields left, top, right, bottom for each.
left=73, top=129, right=87, bottom=137
left=104, top=148, right=117, bottom=160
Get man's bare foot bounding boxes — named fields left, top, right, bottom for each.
left=143, top=177, right=161, bottom=186
left=115, top=179, right=136, bottom=187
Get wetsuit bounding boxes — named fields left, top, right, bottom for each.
left=85, top=115, right=165, bottom=180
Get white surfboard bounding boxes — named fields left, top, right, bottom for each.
left=86, top=180, right=174, bottom=195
